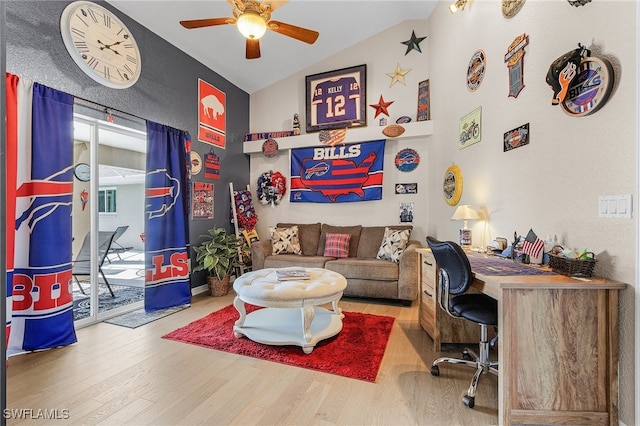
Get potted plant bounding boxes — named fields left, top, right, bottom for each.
left=192, top=227, right=242, bottom=296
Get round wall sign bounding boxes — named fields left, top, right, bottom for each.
left=395, top=148, right=420, bottom=172
left=443, top=164, right=463, bottom=206
left=561, top=56, right=614, bottom=117
left=189, top=151, right=202, bottom=175
left=467, top=49, right=487, bottom=92
left=262, top=138, right=279, bottom=157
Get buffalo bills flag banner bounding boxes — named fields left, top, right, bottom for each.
left=290, top=140, right=385, bottom=203
left=145, top=122, right=191, bottom=312
left=6, top=74, right=77, bottom=356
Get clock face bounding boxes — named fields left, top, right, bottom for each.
left=60, top=1, right=141, bottom=89
left=74, top=163, right=91, bottom=182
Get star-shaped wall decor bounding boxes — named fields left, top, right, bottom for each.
left=386, top=63, right=411, bottom=87
left=401, top=30, right=427, bottom=55
left=369, top=95, right=394, bottom=118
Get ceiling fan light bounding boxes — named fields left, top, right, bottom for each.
left=237, top=12, right=267, bottom=40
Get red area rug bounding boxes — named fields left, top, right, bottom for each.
left=162, top=304, right=395, bottom=382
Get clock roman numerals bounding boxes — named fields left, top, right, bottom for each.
left=62, top=2, right=141, bottom=88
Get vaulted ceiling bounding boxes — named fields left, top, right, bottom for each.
left=106, top=0, right=437, bottom=94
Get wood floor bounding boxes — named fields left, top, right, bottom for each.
left=6, top=292, right=498, bottom=425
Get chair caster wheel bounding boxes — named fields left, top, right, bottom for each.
left=462, top=351, right=473, bottom=361
left=430, top=365, right=440, bottom=376
left=462, top=395, right=475, bottom=408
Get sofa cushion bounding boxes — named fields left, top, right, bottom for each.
left=317, top=224, right=362, bottom=257
left=269, top=226, right=302, bottom=255
left=325, top=258, right=399, bottom=281
left=323, top=233, right=351, bottom=258
left=376, top=227, right=411, bottom=263
left=358, top=225, right=413, bottom=258
left=264, top=254, right=332, bottom=269
left=277, top=222, right=321, bottom=256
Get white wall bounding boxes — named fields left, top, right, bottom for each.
left=250, top=1, right=637, bottom=423
left=250, top=19, right=431, bottom=243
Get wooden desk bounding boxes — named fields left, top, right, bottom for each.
left=417, top=249, right=626, bottom=426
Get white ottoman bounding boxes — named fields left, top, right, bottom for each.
left=232, top=268, right=347, bottom=354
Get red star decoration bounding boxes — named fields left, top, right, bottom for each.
left=369, top=95, right=394, bottom=118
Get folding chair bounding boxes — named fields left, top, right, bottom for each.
left=72, top=231, right=117, bottom=298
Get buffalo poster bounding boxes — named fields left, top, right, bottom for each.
left=290, top=140, right=385, bottom=203
left=198, top=79, right=226, bottom=148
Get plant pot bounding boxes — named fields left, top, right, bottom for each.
left=208, top=275, right=230, bottom=297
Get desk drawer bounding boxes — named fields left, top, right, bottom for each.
left=419, top=291, right=436, bottom=337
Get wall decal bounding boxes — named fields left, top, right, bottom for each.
left=204, top=152, right=220, bottom=180
left=198, top=78, right=226, bottom=148
left=443, top=164, right=463, bottom=206
left=502, top=0, right=526, bottom=18
left=417, top=79, right=431, bottom=121
left=189, top=151, right=203, bottom=175
left=395, top=148, right=420, bottom=172
left=192, top=181, right=214, bottom=219
left=395, top=183, right=418, bottom=194
left=262, top=138, right=278, bottom=157
left=504, top=123, right=530, bottom=152
left=370, top=95, right=394, bottom=118
left=401, top=30, right=427, bottom=55
left=467, top=49, right=487, bottom=91
left=459, top=106, right=482, bottom=149
left=290, top=141, right=385, bottom=203
left=504, top=33, right=529, bottom=98
left=386, top=63, right=411, bottom=87
left=399, top=202, right=414, bottom=223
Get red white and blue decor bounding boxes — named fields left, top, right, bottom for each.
left=290, top=141, right=385, bottom=203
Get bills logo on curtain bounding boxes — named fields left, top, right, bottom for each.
left=5, top=74, right=77, bottom=357
left=290, top=140, right=384, bottom=203
left=145, top=122, right=191, bottom=312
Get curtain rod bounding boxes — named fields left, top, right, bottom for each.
left=73, top=95, right=147, bottom=124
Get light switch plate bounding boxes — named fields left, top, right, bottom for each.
left=598, top=195, right=632, bottom=218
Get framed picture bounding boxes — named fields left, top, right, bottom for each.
left=305, top=64, right=367, bottom=133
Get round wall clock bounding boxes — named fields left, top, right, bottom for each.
left=443, top=164, right=463, bottom=206
left=74, top=163, right=91, bottom=182
left=561, top=56, right=614, bottom=117
left=60, top=1, right=142, bottom=89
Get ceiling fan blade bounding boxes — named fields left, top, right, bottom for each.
left=246, top=38, right=261, bottom=59
left=267, top=20, right=319, bottom=44
left=260, top=0, right=288, bottom=13
left=179, top=17, right=235, bottom=29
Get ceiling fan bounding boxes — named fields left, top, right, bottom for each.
left=179, top=0, right=319, bottom=59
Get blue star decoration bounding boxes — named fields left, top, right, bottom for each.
left=401, top=30, right=427, bottom=55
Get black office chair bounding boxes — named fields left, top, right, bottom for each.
left=426, top=236, right=498, bottom=408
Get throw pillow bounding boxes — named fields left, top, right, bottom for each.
left=269, top=226, right=302, bottom=255
left=376, top=227, right=411, bottom=263
left=323, top=233, right=351, bottom=258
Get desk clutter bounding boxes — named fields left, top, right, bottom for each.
left=486, top=228, right=597, bottom=277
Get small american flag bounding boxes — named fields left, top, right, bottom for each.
left=521, top=228, right=545, bottom=258
left=319, top=128, right=347, bottom=146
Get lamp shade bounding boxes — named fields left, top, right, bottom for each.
left=237, top=12, right=267, bottom=39
left=451, top=205, right=480, bottom=221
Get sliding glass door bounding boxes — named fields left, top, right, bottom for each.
left=72, top=115, right=146, bottom=327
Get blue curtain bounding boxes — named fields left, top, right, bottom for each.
left=7, top=77, right=77, bottom=356
left=144, top=121, right=191, bottom=312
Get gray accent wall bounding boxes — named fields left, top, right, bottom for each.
left=5, top=0, right=251, bottom=288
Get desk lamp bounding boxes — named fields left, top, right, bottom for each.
left=451, top=205, right=480, bottom=247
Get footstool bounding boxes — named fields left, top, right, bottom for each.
left=232, top=267, right=347, bottom=354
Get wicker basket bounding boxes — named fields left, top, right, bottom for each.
left=548, top=252, right=597, bottom=277
left=208, top=275, right=230, bottom=297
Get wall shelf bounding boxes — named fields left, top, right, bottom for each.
left=243, top=120, right=434, bottom=154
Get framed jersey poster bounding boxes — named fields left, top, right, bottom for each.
left=306, top=64, right=367, bottom=132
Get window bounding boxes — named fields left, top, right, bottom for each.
left=98, top=188, right=117, bottom=213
